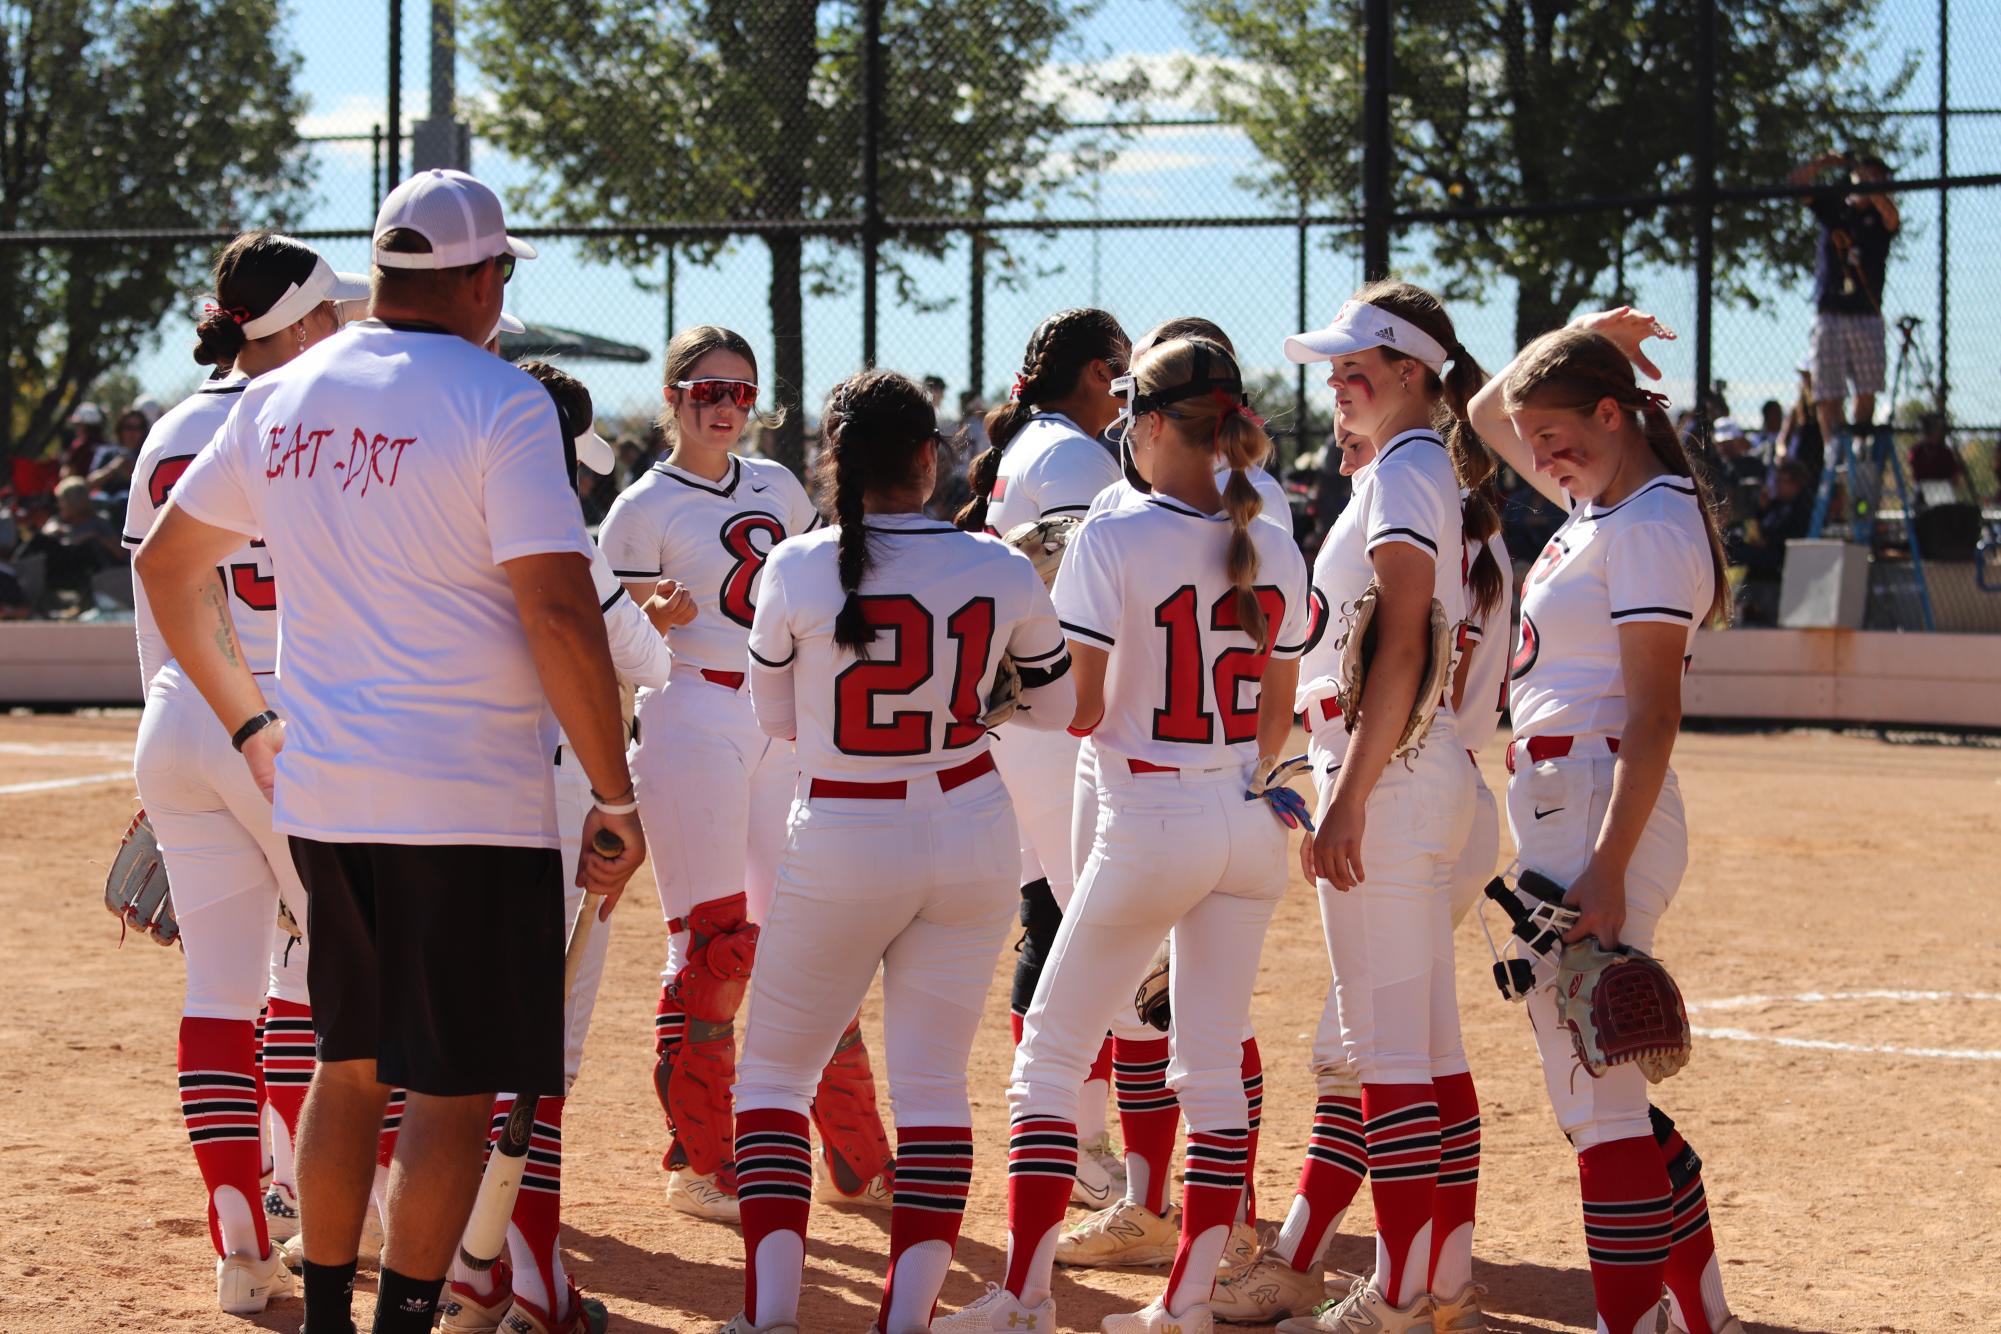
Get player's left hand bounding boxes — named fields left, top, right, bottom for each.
left=242, top=718, right=284, bottom=803
left=646, top=578, right=698, bottom=632
left=1312, top=790, right=1367, bottom=891
left=579, top=805, right=646, bottom=916
left=1561, top=863, right=1626, bottom=948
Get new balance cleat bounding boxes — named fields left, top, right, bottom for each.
left=1211, top=1252, right=1328, bottom=1323
left=1055, top=1201, right=1182, bottom=1268
left=1277, top=1273, right=1433, bottom=1334
left=1429, top=1280, right=1486, bottom=1333
left=667, top=1165, right=742, bottom=1222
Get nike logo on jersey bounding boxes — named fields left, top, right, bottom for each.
left=750, top=479, right=769, bottom=492
left=1533, top=805, right=1565, bottom=820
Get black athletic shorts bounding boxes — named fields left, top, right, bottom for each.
left=290, top=838, right=565, bottom=1097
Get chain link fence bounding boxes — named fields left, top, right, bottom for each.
left=6, top=0, right=1999, bottom=629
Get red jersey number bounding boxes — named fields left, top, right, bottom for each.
left=718, top=512, right=788, bottom=628
left=1211, top=586, right=1288, bottom=744
left=1152, top=585, right=1287, bottom=745
left=147, top=454, right=197, bottom=508
left=833, top=594, right=995, bottom=757
left=226, top=562, right=277, bottom=613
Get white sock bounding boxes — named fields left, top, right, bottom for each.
left=1432, top=1220, right=1474, bottom=1295
left=750, top=1230, right=805, bottom=1327
left=1165, top=1223, right=1228, bottom=1317
left=883, top=1239, right=953, bottom=1334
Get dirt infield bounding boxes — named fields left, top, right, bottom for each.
left=1, top=711, right=1995, bottom=1334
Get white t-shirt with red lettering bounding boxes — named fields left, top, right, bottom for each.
left=171, top=319, right=594, bottom=848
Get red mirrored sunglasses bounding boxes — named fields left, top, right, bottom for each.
left=673, top=378, right=759, bottom=409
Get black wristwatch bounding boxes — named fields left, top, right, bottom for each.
left=231, top=710, right=280, bottom=752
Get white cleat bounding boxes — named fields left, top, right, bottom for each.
left=277, top=1204, right=383, bottom=1275
left=1210, top=1251, right=1328, bottom=1323
left=717, top=1314, right=798, bottom=1334
left=1662, top=1301, right=1745, bottom=1334
left=813, top=1153, right=893, bottom=1210
left=667, top=1166, right=742, bottom=1222
left=933, top=1282, right=1057, bottom=1333
left=1277, top=1272, right=1434, bottom=1334
left=1102, top=1298, right=1213, bottom=1334
left=1429, top=1280, right=1487, bottom=1333
left=262, top=1180, right=301, bottom=1242
left=1073, top=1132, right=1125, bottom=1208
left=1055, top=1200, right=1182, bottom=1268
left=216, top=1245, right=293, bottom=1315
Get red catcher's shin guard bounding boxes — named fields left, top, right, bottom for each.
left=658, top=895, right=757, bottom=1186
left=1010, top=1010, right=1025, bottom=1047
left=735, top=1108, right=814, bottom=1327
left=1579, top=1137, right=1674, bottom=1334
left=378, top=1088, right=406, bottom=1167
left=1361, top=1083, right=1440, bottom=1307
left=877, top=1126, right=974, bottom=1333
left=1004, top=1115, right=1078, bottom=1303
left=1278, top=1094, right=1366, bottom=1270
left=811, top=1016, right=893, bottom=1195
left=1165, top=1128, right=1249, bottom=1316
left=260, top=998, right=314, bottom=1149
left=1429, top=1070, right=1480, bottom=1292
left=178, top=1016, right=270, bottom=1258
left=1113, top=1035, right=1178, bottom=1213
left=1655, top=1113, right=1727, bottom=1334
left=1240, top=1038, right=1264, bottom=1226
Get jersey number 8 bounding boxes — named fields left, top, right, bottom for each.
left=834, top=594, right=995, bottom=756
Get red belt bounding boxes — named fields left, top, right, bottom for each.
left=701, top=668, right=746, bottom=690
left=1505, top=735, right=1619, bottom=774
left=808, top=750, right=996, bottom=800
left=1127, top=758, right=1179, bottom=775
left=1301, top=697, right=1342, bottom=734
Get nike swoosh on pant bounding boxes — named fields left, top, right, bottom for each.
left=1533, top=806, right=1564, bottom=820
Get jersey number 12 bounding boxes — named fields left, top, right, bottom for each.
left=1153, top=585, right=1286, bottom=745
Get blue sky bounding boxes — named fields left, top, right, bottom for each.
left=126, top=0, right=2001, bottom=439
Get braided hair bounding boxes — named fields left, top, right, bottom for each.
left=815, top=370, right=944, bottom=653
left=955, top=307, right=1127, bottom=532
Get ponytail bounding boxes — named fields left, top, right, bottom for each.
left=193, top=230, right=319, bottom=369
left=831, top=441, right=875, bottom=652
left=815, top=370, right=943, bottom=652
left=956, top=306, right=1127, bottom=531
left=1216, top=404, right=1272, bottom=650
left=1637, top=400, right=1732, bottom=625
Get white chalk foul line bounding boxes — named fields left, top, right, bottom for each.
left=1687, top=990, right=2001, bottom=1062
left=0, top=741, right=133, bottom=759
left=0, top=770, right=132, bottom=797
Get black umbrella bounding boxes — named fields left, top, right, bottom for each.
left=499, top=321, right=651, bottom=364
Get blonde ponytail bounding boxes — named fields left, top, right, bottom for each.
left=1216, top=404, right=1274, bottom=649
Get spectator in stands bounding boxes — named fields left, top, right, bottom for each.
left=1907, top=413, right=1965, bottom=491
left=58, top=403, right=107, bottom=478
left=615, top=439, right=646, bottom=490
left=1779, top=367, right=1826, bottom=479
left=0, top=512, right=26, bottom=619
left=20, top=476, right=124, bottom=610
left=576, top=456, right=614, bottom=526
left=924, top=390, right=983, bottom=521
left=923, top=373, right=948, bottom=414
left=1790, top=150, right=1899, bottom=444
left=1735, top=460, right=1816, bottom=625
left=87, top=408, right=150, bottom=496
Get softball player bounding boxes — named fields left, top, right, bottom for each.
left=956, top=308, right=1130, bottom=1206
left=1244, top=284, right=1486, bottom=1334
left=721, top=370, right=1075, bottom=1334
left=940, top=337, right=1310, bottom=1334
left=1467, top=310, right=1743, bottom=1334
left=124, top=232, right=364, bottom=1314
left=439, top=363, right=674, bottom=1334
left=598, top=325, right=894, bottom=1222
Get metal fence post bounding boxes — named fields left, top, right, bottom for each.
left=1937, top=0, right=1950, bottom=417
left=1295, top=199, right=1309, bottom=468
left=861, top=0, right=883, bottom=369
left=1361, top=0, right=1391, bottom=281
left=387, top=0, right=402, bottom=187
left=1694, top=0, right=1716, bottom=417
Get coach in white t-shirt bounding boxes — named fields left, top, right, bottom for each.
left=134, top=170, right=646, bottom=1334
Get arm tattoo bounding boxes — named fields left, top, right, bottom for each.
left=199, top=573, right=241, bottom=669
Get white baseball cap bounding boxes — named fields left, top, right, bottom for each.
left=1284, top=299, right=1451, bottom=373
left=1712, top=416, right=1746, bottom=441
left=70, top=402, right=103, bottom=426
left=373, top=169, right=537, bottom=271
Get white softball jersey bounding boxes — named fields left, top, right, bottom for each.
left=170, top=319, right=595, bottom=849
left=1508, top=475, right=1713, bottom=742
left=587, top=543, right=673, bottom=692
left=1455, top=530, right=1512, bottom=754
left=123, top=375, right=273, bottom=689
left=596, top=454, right=820, bottom=673
left=985, top=412, right=1122, bottom=533
left=748, top=513, right=1072, bottom=783
left=1053, top=495, right=1310, bottom=771
left=1084, top=462, right=1292, bottom=525
left=1295, top=429, right=1468, bottom=722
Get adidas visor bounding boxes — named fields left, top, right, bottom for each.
left=1284, top=300, right=1449, bottom=373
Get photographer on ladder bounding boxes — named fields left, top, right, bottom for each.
left=1789, top=151, right=1899, bottom=446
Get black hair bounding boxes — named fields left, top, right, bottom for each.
left=956, top=307, right=1127, bottom=531
left=517, top=360, right=591, bottom=486
left=194, top=231, right=321, bottom=368
left=816, top=370, right=943, bottom=652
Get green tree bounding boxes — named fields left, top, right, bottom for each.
left=1182, top=0, right=1913, bottom=347
left=466, top=0, right=1118, bottom=473
left=2, top=0, right=307, bottom=458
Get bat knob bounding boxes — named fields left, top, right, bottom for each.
left=591, top=829, right=625, bottom=857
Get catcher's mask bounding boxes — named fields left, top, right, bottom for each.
left=1108, top=337, right=1247, bottom=448
left=1477, top=866, right=1577, bottom=1001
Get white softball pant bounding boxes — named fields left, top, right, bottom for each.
left=1506, top=751, right=1687, bottom=1150
left=133, top=669, right=309, bottom=1020
left=552, top=746, right=615, bottom=1092
left=631, top=665, right=798, bottom=925
left=1313, top=720, right=1476, bottom=1087
left=992, top=722, right=1084, bottom=898
left=736, top=769, right=1019, bottom=1127
left=1015, top=756, right=1284, bottom=1133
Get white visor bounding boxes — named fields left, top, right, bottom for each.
left=574, top=428, right=615, bottom=475
left=486, top=310, right=527, bottom=344
left=240, top=253, right=369, bottom=341
left=1284, top=300, right=1450, bottom=373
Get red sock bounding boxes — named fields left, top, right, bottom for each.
left=1087, top=1035, right=1113, bottom=1086
left=1361, top=1083, right=1440, bottom=1307
left=877, top=1125, right=973, bottom=1332
left=509, top=1096, right=564, bottom=1315
left=653, top=980, right=688, bottom=1170
left=1579, top=1136, right=1674, bottom=1334
left=1657, top=1119, right=1724, bottom=1334
left=1239, top=1039, right=1263, bottom=1226
left=252, top=1003, right=269, bottom=1124
left=735, top=1107, right=814, bottom=1327
left=178, top=1017, right=270, bottom=1258
left=1003, top=1115, right=1077, bottom=1303
left=1113, top=1036, right=1178, bottom=1213
left=260, top=998, right=314, bottom=1159
left=1429, top=1071, right=1480, bottom=1291
left=1278, top=1093, right=1366, bottom=1270
left=378, top=1088, right=406, bottom=1167
left=1165, top=1127, right=1248, bottom=1316
left=1010, top=1010, right=1025, bottom=1047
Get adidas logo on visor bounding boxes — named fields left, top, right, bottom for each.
left=1376, top=326, right=1396, bottom=341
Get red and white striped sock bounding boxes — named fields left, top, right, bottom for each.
left=653, top=981, right=688, bottom=1169
left=1003, top=1114, right=1078, bottom=1305
left=1113, top=1036, right=1178, bottom=1214
left=1239, top=1039, right=1264, bottom=1226
left=1429, top=1071, right=1480, bottom=1295
left=178, top=1016, right=270, bottom=1259
left=735, top=1107, right=814, bottom=1328
left=1657, top=1118, right=1729, bottom=1334
left=1164, top=1128, right=1248, bottom=1317
left=260, top=998, right=314, bottom=1180
left=378, top=1088, right=406, bottom=1167
left=1579, top=1136, right=1674, bottom=1334
left=1362, top=1083, right=1440, bottom=1307
left=877, top=1125, right=974, bottom=1334
left=506, top=1096, right=568, bottom=1321
left=1274, top=1093, right=1366, bottom=1270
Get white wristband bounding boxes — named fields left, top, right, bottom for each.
left=594, top=797, right=639, bottom=816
